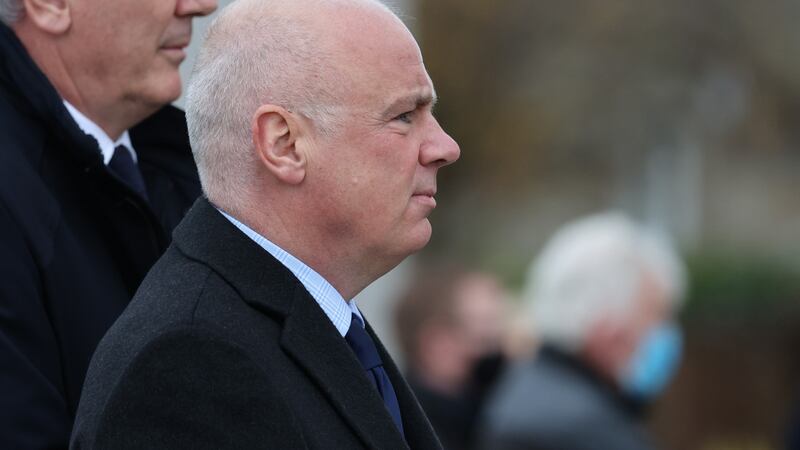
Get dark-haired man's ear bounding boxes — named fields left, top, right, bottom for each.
left=252, top=105, right=307, bottom=185
left=21, top=0, right=71, bottom=34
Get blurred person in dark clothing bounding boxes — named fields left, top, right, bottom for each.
left=0, top=0, right=216, bottom=447
left=480, top=213, right=687, bottom=450
left=396, top=268, right=511, bottom=450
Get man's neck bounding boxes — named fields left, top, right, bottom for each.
left=59, top=94, right=145, bottom=142
left=224, top=196, right=397, bottom=301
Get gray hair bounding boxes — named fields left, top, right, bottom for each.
left=185, top=0, right=352, bottom=210
left=0, top=0, right=23, bottom=25
left=523, top=213, right=687, bottom=352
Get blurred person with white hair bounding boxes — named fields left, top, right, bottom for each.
left=479, top=213, right=687, bottom=450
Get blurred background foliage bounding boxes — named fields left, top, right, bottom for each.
left=684, top=250, right=800, bottom=323
left=404, top=0, right=800, bottom=448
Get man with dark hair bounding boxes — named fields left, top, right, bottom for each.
left=0, top=0, right=216, bottom=447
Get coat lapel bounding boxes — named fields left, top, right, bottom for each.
left=279, top=288, right=409, bottom=450
left=173, top=198, right=298, bottom=319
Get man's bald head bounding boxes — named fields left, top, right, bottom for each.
left=187, top=0, right=458, bottom=299
left=186, top=0, right=405, bottom=210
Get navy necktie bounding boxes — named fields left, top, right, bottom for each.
left=345, top=313, right=405, bottom=438
left=109, top=145, right=148, bottom=202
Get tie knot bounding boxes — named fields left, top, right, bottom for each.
left=108, top=145, right=148, bottom=201
left=112, top=145, right=133, bottom=163
left=345, top=313, right=382, bottom=371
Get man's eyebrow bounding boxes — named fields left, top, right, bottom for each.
left=383, top=89, right=438, bottom=117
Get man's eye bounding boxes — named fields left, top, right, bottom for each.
left=394, top=111, right=413, bottom=124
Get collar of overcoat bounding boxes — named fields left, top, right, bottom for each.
left=171, top=197, right=442, bottom=450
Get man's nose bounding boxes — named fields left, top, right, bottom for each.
left=420, top=119, right=460, bottom=168
left=176, top=0, right=218, bottom=17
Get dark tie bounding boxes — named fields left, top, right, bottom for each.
left=109, top=145, right=148, bottom=202
left=345, top=313, right=405, bottom=438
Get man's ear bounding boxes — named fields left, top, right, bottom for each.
left=252, top=105, right=307, bottom=185
left=21, top=0, right=71, bottom=34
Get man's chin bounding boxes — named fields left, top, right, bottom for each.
left=158, top=71, right=184, bottom=103
left=405, top=220, right=433, bottom=254
left=382, top=221, right=433, bottom=263
left=133, top=74, right=183, bottom=109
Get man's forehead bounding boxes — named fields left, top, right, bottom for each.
left=305, top=0, right=437, bottom=113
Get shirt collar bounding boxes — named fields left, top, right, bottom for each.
left=63, top=100, right=136, bottom=165
left=217, top=208, right=363, bottom=336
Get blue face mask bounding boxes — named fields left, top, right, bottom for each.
left=619, top=322, right=683, bottom=400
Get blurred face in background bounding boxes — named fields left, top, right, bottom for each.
left=584, top=273, right=682, bottom=400
left=412, top=273, right=509, bottom=393
left=616, top=275, right=682, bottom=400
left=453, top=274, right=509, bottom=360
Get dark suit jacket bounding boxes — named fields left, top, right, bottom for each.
left=71, top=198, right=441, bottom=450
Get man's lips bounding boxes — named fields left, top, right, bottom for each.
left=159, top=37, right=190, bottom=63
left=412, top=190, right=437, bottom=207
left=414, top=188, right=436, bottom=197
left=159, top=44, right=188, bottom=63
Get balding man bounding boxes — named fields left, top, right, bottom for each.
left=0, top=0, right=215, bottom=448
left=71, top=0, right=460, bottom=448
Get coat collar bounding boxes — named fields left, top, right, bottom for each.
left=172, top=197, right=297, bottom=318
left=0, top=23, right=101, bottom=167
left=172, top=198, right=440, bottom=449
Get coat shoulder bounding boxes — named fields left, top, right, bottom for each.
left=73, top=326, right=307, bottom=450
left=72, top=247, right=306, bottom=449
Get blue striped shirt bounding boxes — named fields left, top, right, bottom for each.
left=217, top=209, right=363, bottom=336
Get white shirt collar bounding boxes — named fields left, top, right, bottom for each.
left=63, top=101, right=136, bottom=165
left=217, top=208, right=364, bottom=336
